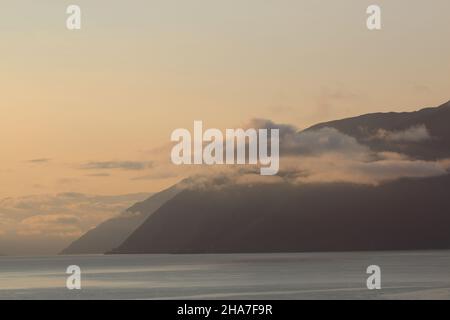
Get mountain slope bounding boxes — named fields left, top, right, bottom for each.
left=109, top=101, right=450, bottom=254
left=110, top=174, right=450, bottom=254
left=306, top=100, right=450, bottom=160
left=60, top=186, right=180, bottom=254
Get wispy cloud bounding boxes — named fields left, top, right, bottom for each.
left=27, top=158, right=51, bottom=164
left=131, top=171, right=178, bottom=181
left=86, top=173, right=111, bottom=177
left=0, top=192, right=151, bottom=255
left=373, top=125, right=431, bottom=143
left=18, top=214, right=82, bottom=237
left=79, top=161, right=153, bottom=171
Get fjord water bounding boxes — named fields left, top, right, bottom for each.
left=1, top=251, right=449, bottom=300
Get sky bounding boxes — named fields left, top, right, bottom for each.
left=1, top=0, right=449, bottom=198
left=0, top=1, right=449, bottom=253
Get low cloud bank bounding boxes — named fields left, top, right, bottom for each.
left=4, top=118, right=448, bottom=255
left=373, top=124, right=431, bottom=142
left=0, top=192, right=150, bottom=255
left=173, top=119, right=449, bottom=189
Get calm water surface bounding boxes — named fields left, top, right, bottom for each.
left=1, top=251, right=449, bottom=299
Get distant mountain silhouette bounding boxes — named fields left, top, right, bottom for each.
left=306, top=100, right=450, bottom=160
left=110, top=174, right=450, bottom=254
left=61, top=186, right=180, bottom=254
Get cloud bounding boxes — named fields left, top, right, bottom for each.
left=266, top=121, right=446, bottom=185
left=131, top=171, right=178, bottom=181
left=57, top=192, right=86, bottom=199
left=173, top=118, right=449, bottom=189
left=373, top=125, right=431, bottom=143
left=142, top=117, right=448, bottom=189
left=57, top=177, right=79, bottom=185
left=279, top=154, right=448, bottom=186
left=245, top=118, right=298, bottom=136
left=80, top=161, right=153, bottom=171
left=27, top=158, right=51, bottom=164
left=86, top=173, right=111, bottom=177
left=19, top=214, right=82, bottom=237
left=246, top=118, right=372, bottom=158
left=0, top=192, right=151, bottom=254
left=2, top=117, right=448, bottom=254
left=287, top=127, right=371, bottom=157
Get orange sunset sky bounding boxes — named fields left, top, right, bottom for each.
left=1, top=0, right=449, bottom=198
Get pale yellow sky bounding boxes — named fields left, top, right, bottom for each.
left=0, top=0, right=449, bottom=197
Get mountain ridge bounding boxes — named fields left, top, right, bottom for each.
left=110, top=173, right=450, bottom=254
left=304, top=100, right=450, bottom=160
left=66, top=100, right=450, bottom=255
left=60, top=186, right=180, bottom=254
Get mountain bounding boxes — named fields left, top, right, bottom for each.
left=60, top=186, right=180, bottom=254
left=110, top=174, right=450, bottom=254
left=306, top=100, right=450, bottom=160
left=109, top=101, right=450, bottom=254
